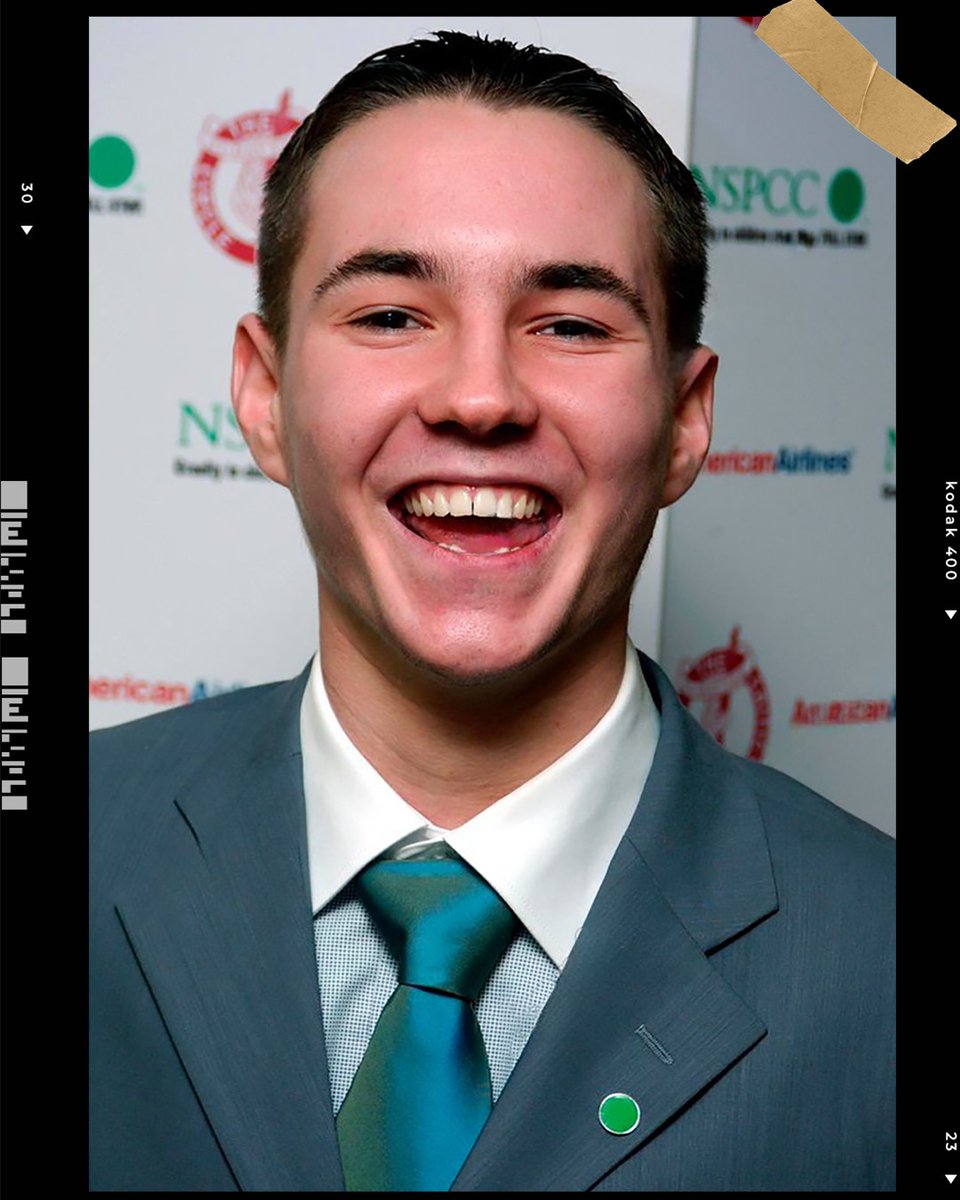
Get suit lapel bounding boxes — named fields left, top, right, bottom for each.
left=455, top=653, right=779, bottom=1192
left=114, top=669, right=346, bottom=1192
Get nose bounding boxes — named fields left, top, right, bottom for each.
left=416, top=325, right=539, bottom=438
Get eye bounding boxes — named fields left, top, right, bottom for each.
left=535, top=318, right=611, bottom=341
left=349, top=308, right=424, bottom=332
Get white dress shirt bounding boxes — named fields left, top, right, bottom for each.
left=303, top=640, right=660, bottom=1110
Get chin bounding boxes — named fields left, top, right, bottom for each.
left=383, top=612, right=565, bottom=691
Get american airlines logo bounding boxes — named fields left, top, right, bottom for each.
left=704, top=446, right=854, bottom=476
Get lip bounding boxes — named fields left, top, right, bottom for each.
left=387, top=502, right=562, bottom=564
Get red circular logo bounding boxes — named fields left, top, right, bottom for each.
left=676, top=627, right=770, bottom=760
left=191, top=90, right=306, bottom=264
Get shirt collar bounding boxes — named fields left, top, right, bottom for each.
left=301, top=640, right=659, bottom=969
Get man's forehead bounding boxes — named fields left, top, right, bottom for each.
left=310, top=97, right=649, bottom=184
left=295, top=98, right=665, bottom=324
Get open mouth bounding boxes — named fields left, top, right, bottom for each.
left=389, top=482, right=562, bottom=556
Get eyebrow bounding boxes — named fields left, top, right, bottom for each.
left=313, top=250, right=447, bottom=298
left=519, top=261, right=652, bottom=328
left=313, top=248, right=652, bottom=327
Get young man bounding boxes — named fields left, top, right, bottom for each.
left=90, top=32, right=894, bottom=1192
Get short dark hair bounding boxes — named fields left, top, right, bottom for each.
left=258, top=30, right=708, bottom=356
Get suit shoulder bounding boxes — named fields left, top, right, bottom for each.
left=641, top=649, right=893, bottom=878
left=744, top=755, right=892, bottom=847
left=734, top=754, right=894, bottom=893
left=89, top=676, right=303, bottom=835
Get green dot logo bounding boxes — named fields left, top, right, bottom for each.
left=598, top=1093, right=641, bottom=1136
left=89, top=135, right=136, bottom=189
left=827, top=169, right=864, bottom=224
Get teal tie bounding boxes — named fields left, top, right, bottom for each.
left=336, top=857, right=518, bottom=1191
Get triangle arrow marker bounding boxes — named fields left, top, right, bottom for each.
left=947, top=1175, right=957, bottom=1183
left=948, top=611, right=957, bottom=619
left=21, top=225, right=32, bottom=234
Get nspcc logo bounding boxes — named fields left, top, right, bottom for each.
left=692, top=165, right=865, bottom=223
left=173, top=401, right=265, bottom=481
left=692, top=164, right=867, bottom=249
left=191, top=90, right=306, bottom=263
left=89, top=135, right=142, bottom=214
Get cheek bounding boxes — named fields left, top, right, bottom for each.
left=558, top=378, right=672, bottom=485
left=281, top=352, right=400, bottom=481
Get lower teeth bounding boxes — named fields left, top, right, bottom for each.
left=436, top=543, right=522, bottom=555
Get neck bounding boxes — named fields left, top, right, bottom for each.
left=318, top=599, right=630, bottom=829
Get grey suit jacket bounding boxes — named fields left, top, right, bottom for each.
left=90, top=652, right=894, bottom=1191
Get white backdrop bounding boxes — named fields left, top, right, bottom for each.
left=90, top=16, right=696, bottom=729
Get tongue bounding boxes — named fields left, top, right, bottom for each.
left=406, top=514, right=547, bottom=554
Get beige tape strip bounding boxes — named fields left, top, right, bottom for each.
left=756, top=0, right=955, bottom=162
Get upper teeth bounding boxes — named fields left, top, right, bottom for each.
left=402, top=485, right=545, bottom=519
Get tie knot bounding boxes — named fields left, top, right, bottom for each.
left=356, top=858, right=518, bottom=1000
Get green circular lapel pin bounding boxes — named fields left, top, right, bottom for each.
left=598, top=1093, right=641, bottom=1136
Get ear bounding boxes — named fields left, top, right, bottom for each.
left=231, top=313, right=290, bottom=486
left=659, top=345, right=718, bottom=508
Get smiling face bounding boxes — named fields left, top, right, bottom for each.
left=233, top=99, right=715, bottom=691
